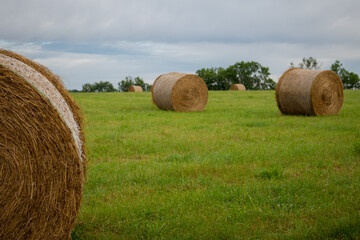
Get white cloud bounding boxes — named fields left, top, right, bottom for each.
left=3, top=40, right=357, bottom=90
left=0, top=0, right=359, bottom=89
left=1, top=0, right=359, bottom=43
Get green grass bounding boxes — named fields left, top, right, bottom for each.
left=71, top=90, right=360, bottom=239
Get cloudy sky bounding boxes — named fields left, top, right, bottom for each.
left=1, top=0, right=359, bottom=90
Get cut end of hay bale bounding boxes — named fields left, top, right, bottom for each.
left=128, top=85, right=143, bottom=92
left=276, top=68, right=344, bottom=116
left=229, top=84, right=246, bottom=91
left=311, top=70, right=344, bottom=116
left=0, top=49, right=86, bottom=240
left=151, top=72, right=208, bottom=112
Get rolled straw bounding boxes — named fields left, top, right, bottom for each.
left=275, top=68, right=344, bottom=116
left=229, top=84, right=246, bottom=91
left=128, top=85, right=143, bottom=92
left=0, top=49, right=86, bottom=240
left=151, top=72, right=208, bottom=112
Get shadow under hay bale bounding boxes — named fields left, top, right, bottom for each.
left=229, top=84, right=246, bottom=91
left=0, top=49, right=86, bottom=240
left=151, top=72, right=208, bottom=112
left=275, top=68, right=344, bottom=116
left=128, top=85, right=143, bottom=92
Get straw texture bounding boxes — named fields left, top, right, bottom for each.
left=128, top=85, right=143, bottom=92
left=0, top=50, right=86, bottom=240
left=151, top=72, right=208, bottom=112
left=229, top=84, right=246, bottom=91
left=276, top=68, right=344, bottom=116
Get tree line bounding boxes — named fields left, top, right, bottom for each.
left=198, top=58, right=359, bottom=90
left=81, top=76, right=152, bottom=92
left=196, top=61, right=275, bottom=90
left=76, top=58, right=359, bottom=92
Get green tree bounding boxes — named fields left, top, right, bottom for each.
left=330, top=60, right=360, bottom=89
left=93, top=81, right=116, bottom=92
left=82, top=81, right=116, bottom=92
left=197, top=62, right=275, bottom=90
left=146, top=84, right=152, bottom=92
left=68, top=89, right=81, bottom=93
left=290, top=57, right=321, bottom=69
left=118, top=76, right=151, bottom=92
left=118, top=76, right=135, bottom=92
left=196, top=67, right=230, bottom=90
left=134, top=77, right=152, bottom=92
left=226, top=61, right=275, bottom=90
left=82, top=83, right=94, bottom=92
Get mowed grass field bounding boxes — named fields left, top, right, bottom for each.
left=71, top=90, right=360, bottom=239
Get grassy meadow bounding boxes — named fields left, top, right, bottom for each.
left=71, top=90, right=360, bottom=239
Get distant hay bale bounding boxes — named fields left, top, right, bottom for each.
left=0, top=49, right=86, bottom=240
left=151, top=72, right=208, bottom=112
left=128, top=85, right=143, bottom=92
left=229, top=84, right=246, bottom=91
left=275, top=68, right=344, bottom=116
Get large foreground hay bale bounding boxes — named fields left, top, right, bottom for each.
left=276, top=68, right=344, bottom=116
left=151, top=72, right=208, bottom=112
left=128, top=85, right=143, bottom=92
left=229, top=84, right=246, bottom=91
left=0, top=50, right=86, bottom=240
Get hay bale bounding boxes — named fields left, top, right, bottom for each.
left=0, top=49, right=86, bottom=240
left=229, top=84, right=246, bottom=91
left=151, top=72, right=208, bottom=112
left=275, top=68, right=344, bottom=116
left=128, top=85, right=143, bottom=92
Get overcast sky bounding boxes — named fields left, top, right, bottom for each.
left=1, top=0, right=359, bottom=90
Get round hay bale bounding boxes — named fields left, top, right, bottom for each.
left=151, top=72, right=208, bottom=112
left=0, top=49, right=86, bottom=240
left=275, top=68, right=344, bottom=116
left=128, top=85, right=143, bottom=92
left=229, top=84, right=246, bottom=91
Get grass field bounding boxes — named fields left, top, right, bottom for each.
left=71, top=90, right=360, bottom=239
